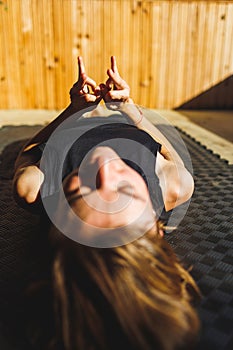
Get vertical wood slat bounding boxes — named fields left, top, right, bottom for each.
left=224, top=4, right=233, bottom=108
left=19, top=0, right=31, bottom=108
left=2, top=0, right=22, bottom=108
left=129, top=1, right=141, bottom=103
left=31, top=0, right=43, bottom=108
left=149, top=2, right=160, bottom=109
left=158, top=1, right=170, bottom=108
left=0, top=1, right=8, bottom=108
left=140, top=0, right=152, bottom=107
left=0, top=0, right=233, bottom=110
left=42, top=0, right=56, bottom=109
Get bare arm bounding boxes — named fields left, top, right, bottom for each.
left=120, top=100, right=184, bottom=166
left=14, top=57, right=102, bottom=209
left=101, top=56, right=183, bottom=165
left=124, top=103, right=194, bottom=210
left=102, top=56, right=194, bottom=209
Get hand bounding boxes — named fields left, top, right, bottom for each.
left=69, top=56, right=102, bottom=111
left=100, top=56, right=131, bottom=109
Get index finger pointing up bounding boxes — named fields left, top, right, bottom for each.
left=111, top=56, right=118, bottom=73
left=78, top=56, right=86, bottom=78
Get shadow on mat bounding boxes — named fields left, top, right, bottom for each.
left=0, top=140, right=52, bottom=350
left=0, top=139, right=27, bottom=179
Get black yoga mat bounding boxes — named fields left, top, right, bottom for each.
left=0, top=126, right=232, bottom=350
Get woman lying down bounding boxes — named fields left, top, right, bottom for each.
left=13, top=56, right=200, bottom=350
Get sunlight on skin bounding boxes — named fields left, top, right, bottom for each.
left=62, top=147, right=156, bottom=230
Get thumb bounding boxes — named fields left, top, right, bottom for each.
left=99, top=83, right=111, bottom=97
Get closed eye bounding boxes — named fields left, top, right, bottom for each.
left=117, top=185, right=143, bottom=200
left=68, top=192, right=90, bottom=205
left=117, top=185, right=133, bottom=195
left=67, top=186, right=92, bottom=204
left=67, top=185, right=145, bottom=205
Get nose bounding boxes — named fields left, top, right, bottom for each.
left=96, top=157, right=127, bottom=198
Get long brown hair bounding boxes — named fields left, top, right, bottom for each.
left=49, top=225, right=200, bottom=350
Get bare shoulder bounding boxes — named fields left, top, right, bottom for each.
left=13, top=165, right=44, bottom=211
left=156, top=152, right=194, bottom=211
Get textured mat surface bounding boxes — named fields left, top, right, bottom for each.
left=0, top=127, right=232, bottom=350
left=163, top=127, right=233, bottom=350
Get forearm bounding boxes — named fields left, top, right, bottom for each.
left=23, top=104, right=77, bottom=149
left=120, top=99, right=184, bottom=166
left=14, top=104, right=78, bottom=170
left=135, top=114, right=184, bottom=166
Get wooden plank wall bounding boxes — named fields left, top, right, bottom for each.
left=0, top=0, right=233, bottom=110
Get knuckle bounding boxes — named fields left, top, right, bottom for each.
left=109, top=91, right=117, bottom=99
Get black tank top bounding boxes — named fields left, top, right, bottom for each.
left=39, top=114, right=169, bottom=223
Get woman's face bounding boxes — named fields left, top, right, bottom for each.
left=62, top=147, right=155, bottom=230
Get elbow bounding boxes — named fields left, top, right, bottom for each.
left=174, top=170, right=194, bottom=206
left=182, top=170, right=194, bottom=200
left=19, top=189, right=38, bottom=204
left=13, top=166, right=44, bottom=207
left=13, top=178, right=43, bottom=214
left=13, top=177, right=37, bottom=206
left=165, top=170, right=194, bottom=210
